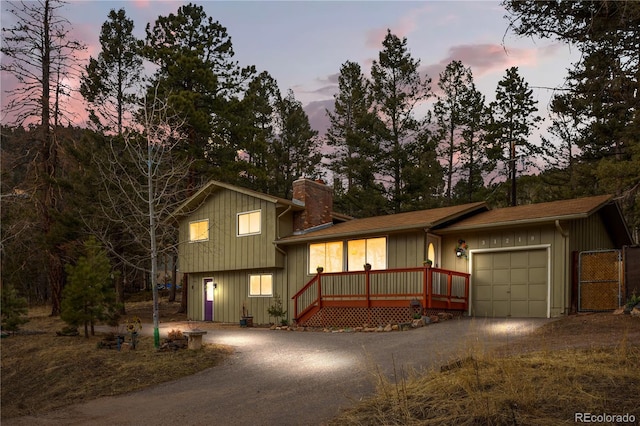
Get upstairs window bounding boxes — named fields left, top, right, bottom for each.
left=238, top=210, right=261, bottom=236
left=189, top=219, right=209, bottom=242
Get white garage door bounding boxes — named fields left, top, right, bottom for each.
left=472, top=249, right=548, bottom=318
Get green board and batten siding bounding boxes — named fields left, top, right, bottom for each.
left=178, top=190, right=285, bottom=273
left=178, top=189, right=293, bottom=324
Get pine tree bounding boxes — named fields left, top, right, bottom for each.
left=237, top=71, right=282, bottom=193
left=62, top=236, right=118, bottom=338
left=80, top=8, right=142, bottom=135
left=487, top=67, right=541, bottom=206
left=370, top=30, right=433, bottom=212
left=457, top=82, right=491, bottom=203
left=142, top=2, right=255, bottom=189
left=270, top=90, right=321, bottom=199
left=434, top=61, right=473, bottom=204
left=1, top=284, right=29, bottom=332
left=326, top=61, right=386, bottom=217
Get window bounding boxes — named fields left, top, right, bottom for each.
left=238, top=210, right=261, bottom=236
left=249, top=274, right=272, bottom=297
left=309, top=241, right=343, bottom=274
left=347, top=237, right=386, bottom=270
left=189, top=219, right=209, bottom=242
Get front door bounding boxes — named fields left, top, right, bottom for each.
left=426, top=234, right=442, bottom=293
left=204, top=278, right=214, bottom=321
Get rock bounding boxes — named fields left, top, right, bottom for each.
left=270, top=324, right=277, bottom=330
left=391, top=324, right=399, bottom=331
left=437, top=312, right=454, bottom=320
left=383, top=324, right=393, bottom=332
left=355, top=327, right=364, bottom=332
left=430, top=315, right=439, bottom=323
left=632, top=307, right=640, bottom=317
left=364, top=327, right=377, bottom=332
left=411, top=319, right=423, bottom=328
left=613, top=307, right=625, bottom=315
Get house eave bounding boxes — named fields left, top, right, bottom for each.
left=437, top=213, right=592, bottom=233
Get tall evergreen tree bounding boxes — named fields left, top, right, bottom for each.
left=1, top=0, right=85, bottom=315
left=142, top=2, right=255, bottom=188
left=487, top=67, right=541, bottom=206
left=370, top=30, right=433, bottom=213
left=326, top=61, right=386, bottom=217
left=80, top=8, right=142, bottom=135
left=433, top=60, right=473, bottom=204
left=457, top=82, right=491, bottom=202
left=237, top=71, right=281, bottom=193
left=270, top=90, right=321, bottom=199
left=503, top=0, right=640, bottom=238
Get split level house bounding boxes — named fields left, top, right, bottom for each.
left=170, top=178, right=634, bottom=327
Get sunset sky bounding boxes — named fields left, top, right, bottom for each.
left=1, top=0, right=578, bottom=138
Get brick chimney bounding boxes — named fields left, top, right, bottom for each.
left=292, top=178, right=333, bottom=232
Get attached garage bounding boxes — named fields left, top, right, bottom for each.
left=436, top=195, right=633, bottom=319
left=471, top=248, right=549, bottom=318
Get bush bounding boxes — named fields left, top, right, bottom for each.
left=1, top=284, right=29, bottom=332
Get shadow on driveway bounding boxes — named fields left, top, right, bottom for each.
left=6, top=317, right=551, bottom=426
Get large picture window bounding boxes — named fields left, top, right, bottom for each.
left=238, top=210, right=261, bottom=236
left=189, top=219, right=209, bottom=242
left=347, top=237, right=386, bottom=270
left=309, top=241, right=343, bottom=274
left=249, top=274, right=272, bottom=297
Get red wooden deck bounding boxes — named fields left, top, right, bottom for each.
left=292, top=267, right=470, bottom=327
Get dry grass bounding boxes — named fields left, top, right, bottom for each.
left=1, top=300, right=230, bottom=420
left=331, top=315, right=640, bottom=425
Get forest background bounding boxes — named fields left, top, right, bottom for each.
left=1, top=1, right=638, bottom=316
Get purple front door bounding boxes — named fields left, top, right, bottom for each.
left=204, top=278, right=214, bottom=321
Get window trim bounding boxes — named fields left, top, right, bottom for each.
left=188, top=219, right=209, bottom=242
left=237, top=209, right=262, bottom=237
left=248, top=273, right=273, bottom=297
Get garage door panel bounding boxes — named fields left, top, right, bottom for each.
left=510, top=283, right=528, bottom=300
left=475, top=270, right=493, bottom=285
left=492, top=284, right=509, bottom=300
left=529, top=250, right=547, bottom=266
left=474, top=285, right=492, bottom=301
left=493, top=269, right=510, bottom=284
left=529, top=267, right=547, bottom=283
left=474, top=301, right=492, bottom=316
left=492, top=301, right=510, bottom=317
left=511, top=268, right=528, bottom=284
left=493, top=253, right=511, bottom=268
left=510, top=251, right=529, bottom=268
left=529, top=301, right=547, bottom=317
left=528, top=283, right=547, bottom=301
left=472, top=250, right=548, bottom=318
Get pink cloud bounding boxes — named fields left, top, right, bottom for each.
left=365, top=5, right=432, bottom=49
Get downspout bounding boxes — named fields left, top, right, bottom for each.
left=275, top=205, right=292, bottom=320
left=555, top=220, right=570, bottom=315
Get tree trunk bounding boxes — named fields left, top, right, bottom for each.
left=178, top=274, right=188, bottom=314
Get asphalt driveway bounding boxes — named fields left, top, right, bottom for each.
left=6, top=317, right=551, bottom=426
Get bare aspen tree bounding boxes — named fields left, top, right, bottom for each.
left=89, top=85, right=192, bottom=347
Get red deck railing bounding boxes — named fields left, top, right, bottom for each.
left=292, top=267, right=470, bottom=325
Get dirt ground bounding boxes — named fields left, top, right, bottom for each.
left=495, top=311, right=640, bottom=355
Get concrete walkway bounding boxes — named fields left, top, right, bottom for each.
left=6, top=317, right=550, bottom=426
